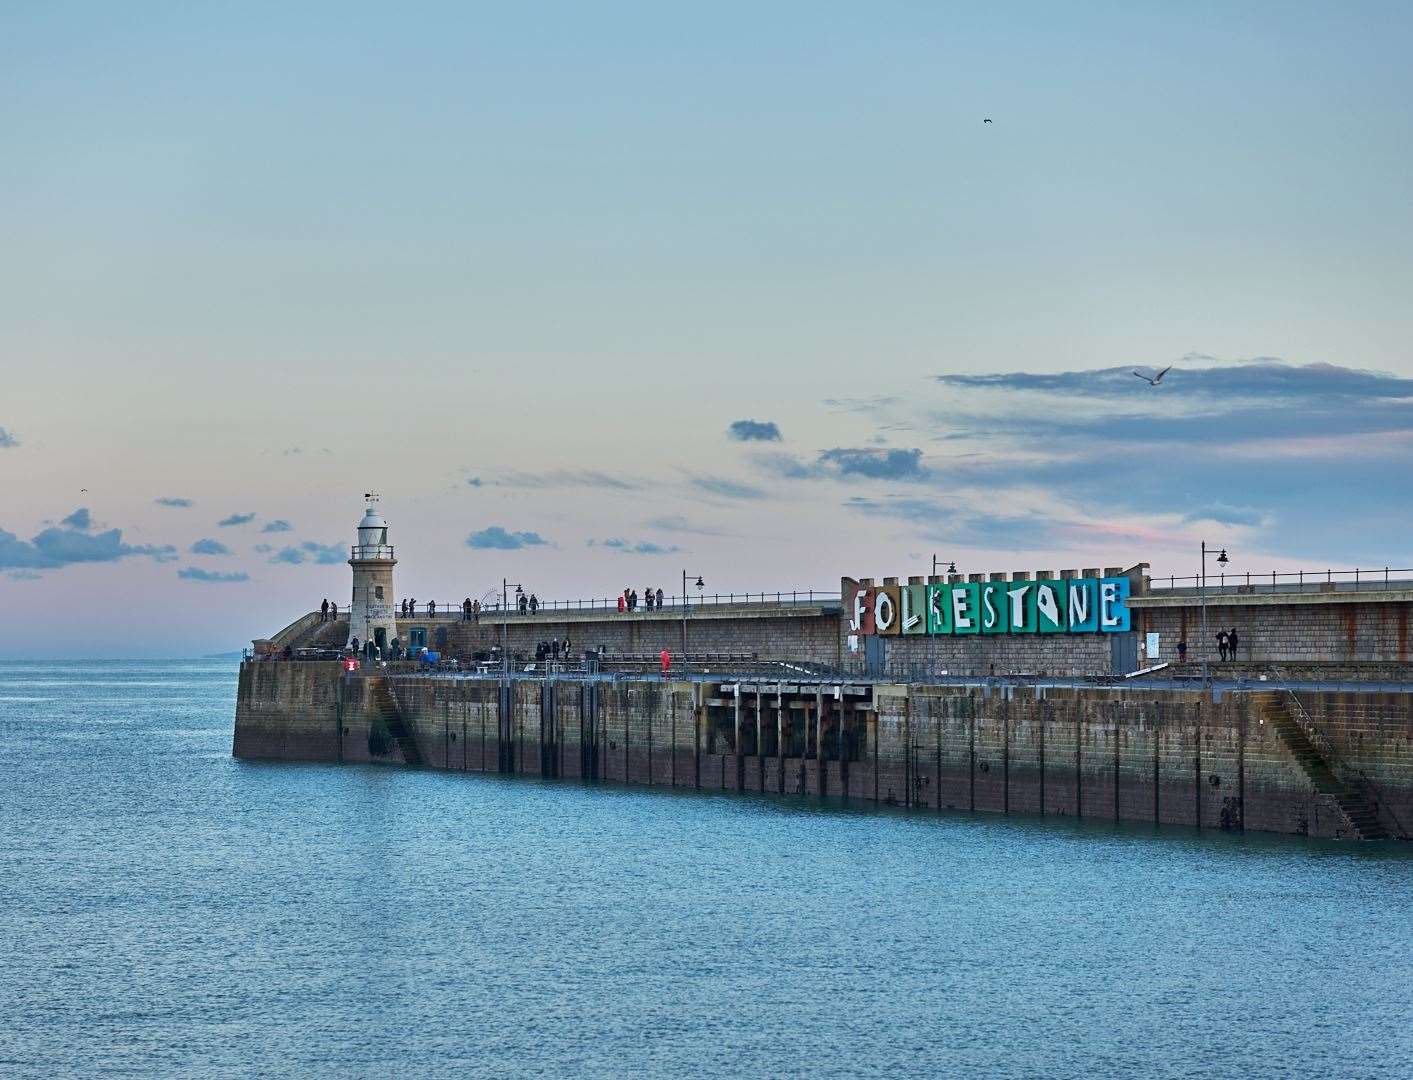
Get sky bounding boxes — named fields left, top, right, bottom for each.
left=2, top=2, right=1412, bottom=657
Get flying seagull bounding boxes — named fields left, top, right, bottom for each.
left=1133, top=365, right=1173, bottom=386
left=983, top=118, right=992, bottom=124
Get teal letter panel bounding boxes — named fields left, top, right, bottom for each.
left=1067, top=578, right=1099, bottom=632
left=1099, top=576, right=1132, bottom=632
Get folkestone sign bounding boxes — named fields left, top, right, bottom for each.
left=844, top=576, right=1132, bottom=637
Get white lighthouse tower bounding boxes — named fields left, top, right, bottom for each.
left=348, top=494, right=398, bottom=655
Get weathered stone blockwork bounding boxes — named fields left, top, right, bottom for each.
left=235, top=664, right=1413, bottom=840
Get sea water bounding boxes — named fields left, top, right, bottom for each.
left=1, top=660, right=1409, bottom=1078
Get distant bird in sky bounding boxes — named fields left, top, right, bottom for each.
left=1133, top=365, right=1173, bottom=386
left=80, top=488, right=87, bottom=492
left=983, top=118, right=993, bottom=124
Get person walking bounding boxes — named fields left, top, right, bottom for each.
left=409, top=599, right=416, bottom=619
left=1177, top=639, right=1188, bottom=663
left=659, top=649, right=671, bottom=676
left=1228, top=627, right=1240, bottom=661
left=320, top=598, right=329, bottom=622
left=1216, top=629, right=1229, bottom=662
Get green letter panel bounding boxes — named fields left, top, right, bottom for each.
left=951, top=582, right=981, bottom=635
left=1006, top=582, right=1037, bottom=633
left=1035, top=579, right=1068, bottom=634
left=926, top=583, right=952, bottom=634
left=901, top=584, right=927, bottom=635
left=980, top=582, right=1008, bottom=634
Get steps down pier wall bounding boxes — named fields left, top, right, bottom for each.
left=234, top=662, right=1413, bottom=841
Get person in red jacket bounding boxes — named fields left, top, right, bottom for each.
left=660, top=649, right=671, bottom=675
left=617, top=593, right=627, bottom=614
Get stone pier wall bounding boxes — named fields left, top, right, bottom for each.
left=234, top=662, right=1413, bottom=840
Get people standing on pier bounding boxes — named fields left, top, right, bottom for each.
left=1216, top=629, right=1229, bottom=661
left=320, top=598, right=329, bottom=622
left=518, top=591, right=528, bottom=614
left=529, top=594, right=539, bottom=613
left=463, top=597, right=472, bottom=621
left=473, top=599, right=481, bottom=623
left=428, top=600, right=436, bottom=618
left=330, top=600, right=337, bottom=620
left=629, top=588, right=639, bottom=611
left=1227, top=628, right=1239, bottom=660
left=617, top=593, right=626, bottom=613
left=655, top=587, right=664, bottom=609
left=659, top=649, right=671, bottom=675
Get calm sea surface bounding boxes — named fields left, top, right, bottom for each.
left=2, top=659, right=1410, bottom=1078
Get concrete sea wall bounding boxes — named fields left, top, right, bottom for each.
left=234, top=662, right=1413, bottom=840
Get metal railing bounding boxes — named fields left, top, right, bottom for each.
left=383, top=589, right=839, bottom=618
left=1148, top=567, right=1413, bottom=596
left=349, top=544, right=395, bottom=560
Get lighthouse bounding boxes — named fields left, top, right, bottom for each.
left=348, top=495, right=398, bottom=655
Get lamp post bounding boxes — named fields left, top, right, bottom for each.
left=681, top=570, right=704, bottom=663
left=501, top=579, right=523, bottom=677
left=932, top=556, right=957, bottom=578
left=1199, top=543, right=1228, bottom=684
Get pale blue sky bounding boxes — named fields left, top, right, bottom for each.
left=2, top=3, right=1411, bottom=655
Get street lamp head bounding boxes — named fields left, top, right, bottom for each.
left=1217, top=549, right=1229, bottom=565
left=694, top=576, right=704, bottom=590
left=947, top=561, right=957, bottom=574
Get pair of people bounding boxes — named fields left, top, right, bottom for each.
left=1217, top=628, right=1240, bottom=661
left=319, top=599, right=339, bottom=622
left=462, top=597, right=480, bottom=622
left=620, top=587, right=666, bottom=612
left=517, top=593, right=539, bottom=614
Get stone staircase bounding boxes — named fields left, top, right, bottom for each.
left=367, top=677, right=424, bottom=767
left=1254, top=692, right=1388, bottom=840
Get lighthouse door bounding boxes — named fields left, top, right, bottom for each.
left=409, top=628, right=427, bottom=653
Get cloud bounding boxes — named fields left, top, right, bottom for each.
left=190, top=538, right=231, bottom=556
left=818, top=447, right=928, bottom=481
left=300, top=541, right=345, bottom=565
left=60, top=508, right=92, bottom=530
left=753, top=447, right=931, bottom=483
left=1180, top=504, right=1266, bottom=527
left=8, top=570, right=42, bottom=581
left=155, top=497, right=193, bottom=508
left=467, top=526, right=549, bottom=550
left=490, top=470, right=644, bottom=492
left=218, top=513, right=256, bottom=527
left=644, top=514, right=727, bottom=537
left=0, top=520, right=177, bottom=570
left=261, top=519, right=294, bottom=533
left=728, top=419, right=782, bottom=442
left=0, top=427, right=17, bottom=448
left=253, top=543, right=273, bottom=554
left=269, top=546, right=307, bottom=564
left=178, top=567, right=250, bottom=583
left=588, top=538, right=682, bottom=555
left=688, top=475, right=767, bottom=500
left=466, top=477, right=484, bottom=487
